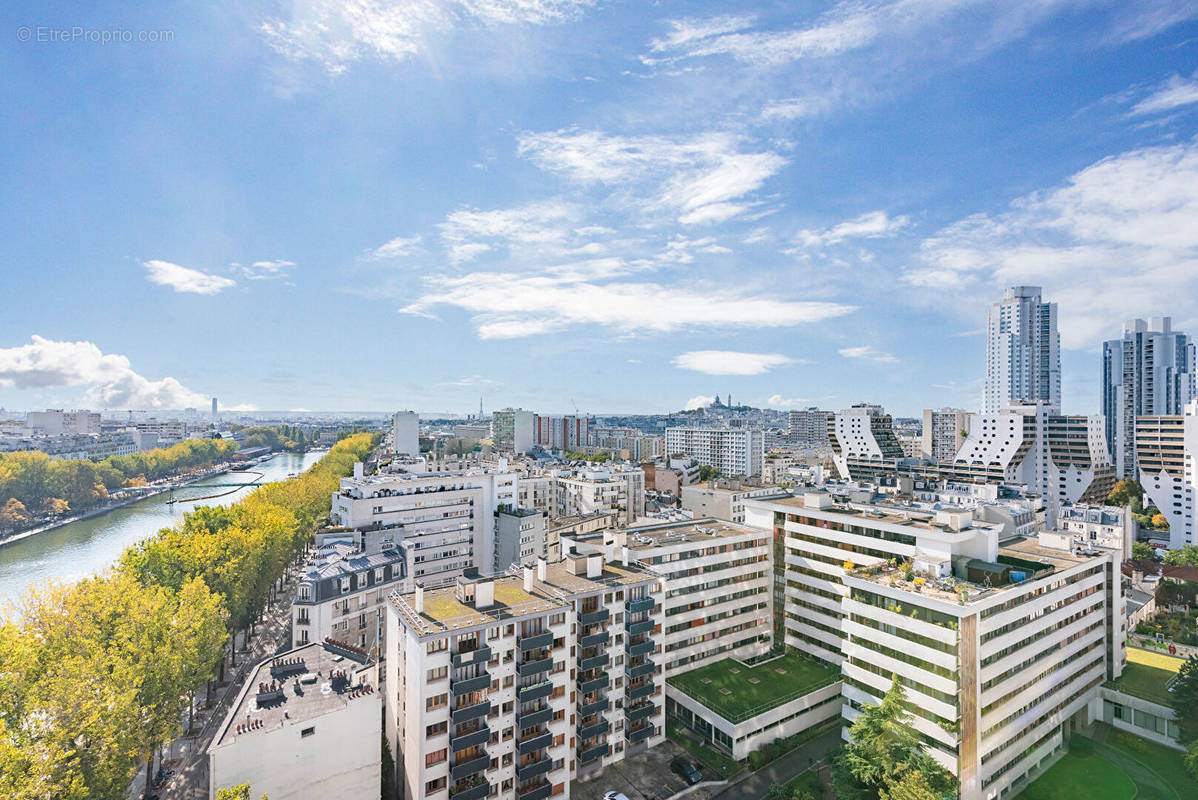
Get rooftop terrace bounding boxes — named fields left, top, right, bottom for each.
left=620, top=518, right=762, bottom=549
left=667, top=650, right=840, bottom=723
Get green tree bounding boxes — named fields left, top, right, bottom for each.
left=1163, top=545, right=1198, bottom=568
left=1186, top=741, right=1198, bottom=781
left=879, top=769, right=941, bottom=800
left=0, top=498, right=29, bottom=530
left=214, top=782, right=267, bottom=800
left=1131, top=542, right=1159, bottom=562
left=1107, top=478, right=1145, bottom=511
left=1171, top=656, right=1198, bottom=746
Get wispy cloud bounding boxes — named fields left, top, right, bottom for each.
left=1130, top=71, right=1198, bottom=116
left=766, top=393, right=813, bottom=409
left=142, top=260, right=236, bottom=295
left=672, top=350, right=795, bottom=376
left=234, top=259, right=297, bottom=280
left=905, top=139, right=1198, bottom=348
left=839, top=345, right=898, bottom=364
left=797, top=210, right=910, bottom=248
left=439, top=200, right=579, bottom=262
left=0, top=335, right=208, bottom=408
left=366, top=235, right=423, bottom=260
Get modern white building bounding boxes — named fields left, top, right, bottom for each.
left=922, top=408, right=969, bottom=462
left=1136, top=400, right=1198, bottom=550
left=787, top=408, right=832, bottom=449
left=550, top=466, right=645, bottom=527
left=491, top=409, right=536, bottom=454
left=664, top=426, right=764, bottom=478
left=24, top=408, right=100, bottom=435
left=330, top=465, right=518, bottom=585
left=393, top=410, right=420, bottom=457
left=208, top=640, right=381, bottom=800
left=984, top=286, right=1061, bottom=413
left=680, top=482, right=785, bottom=525
left=827, top=404, right=905, bottom=482
left=1103, top=317, right=1196, bottom=478
left=743, top=491, right=1124, bottom=800
left=383, top=555, right=665, bottom=800
left=1056, top=504, right=1135, bottom=560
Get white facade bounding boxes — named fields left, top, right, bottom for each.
left=787, top=408, right=832, bottom=448
left=24, top=408, right=100, bottom=435
left=491, top=409, right=535, bottom=454
left=384, top=556, right=665, bottom=800
left=393, top=410, right=420, bottom=456
left=1137, top=399, right=1198, bottom=550
left=664, top=427, right=764, bottom=477
left=984, top=286, right=1061, bottom=413
left=827, top=404, right=904, bottom=481
left=1056, top=504, right=1135, bottom=560
left=922, top=408, right=969, bottom=462
left=330, top=468, right=518, bottom=584
left=680, top=483, right=783, bottom=525
left=550, top=466, right=645, bottom=527
left=1103, top=317, right=1196, bottom=479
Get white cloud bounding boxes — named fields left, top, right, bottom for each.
left=761, top=95, right=837, bottom=121
left=142, top=260, right=236, bottom=295
left=261, top=0, right=596, bottom=74
left=766, top=393, right=813, bottom=409
left=439, top=200, right=578, bottom=262
left=233, top=259, right=296, bottom=280
left=1130, top=71, right=1198, bottom=116
left=0, top=336, right=209, bottom=409
left=517, top=130, right=786, bottom=225
left=839, top=345, right=898, bottom=363
left=366, top=235, right=423, bottom=260
left=798, top=211, right=910, bottom=247
left=905, top=139, right=1198, bottom=349
left=401, top=271, right=855, bottom=339
left=683, top=394, right=717, bottom=411
left=672, top=351, right=795, bottom=376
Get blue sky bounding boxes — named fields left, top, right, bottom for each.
left=1, top=1, right=1197, bottom=416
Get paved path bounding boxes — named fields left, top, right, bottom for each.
left=710, top=729, right=843, bottom=800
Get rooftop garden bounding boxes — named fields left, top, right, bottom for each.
left=668, top=650, right=839, bottom=723
left=1105, top=647, right=1183, bottom=706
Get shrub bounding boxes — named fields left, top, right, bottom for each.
left=749, top=750, right=766, bottom=770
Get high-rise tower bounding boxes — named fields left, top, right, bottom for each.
left=984, top=286, right=1060, bottom=413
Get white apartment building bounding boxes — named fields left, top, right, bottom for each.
left=384, top=555, right=665, bottom=800
left=922, top=408, right=969, bottom=462
left=1136, top=400, right=1198, bottom=550
left=25, top=408, right=101, bottom=435
left=394, top=410, right=420, bottom=456
left=550, top=466, right=645, bottom=527
left=1103, top=317, right=1196, bottom=479
left=330, top=465, right=518, bottom=585
left=984, top=286, right=1061, bottom=413
left=494, top=508, right=550, bottom=573
left=606, top=520, right=772, bottom=674
left=492, top=409, right=536, bottom=454
left=828, top=404, right=905, bottom=481
left=1055, top=504, right=1135, bottom=560
left=787, top=408, right=832, bottom=449
left=680, top=482, right=785, bottom=525
left=208, top=640, right=381, bottom=800
left=664, top=427, right=764, bottom=478
left=743, top=492, right=1123, bottom=800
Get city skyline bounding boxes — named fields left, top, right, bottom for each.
left=3, top=2, right=1198, bottom=415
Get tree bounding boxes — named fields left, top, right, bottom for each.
left=1132, top=542, right=1159, bottom=562
left=1186, top=741, right=1198, bottom=782
left=1107, top=479, right=1145, bottom=511
left=1152, top=513, right=1169, bottom=530
left=1171, top=656, right=1198, bottom=746
left=0, top=498, right=29, bottom=530
left=43, top=497, right=70, bottom=515
left=879, top=769, right=941, bottom=800
left=1163, top=545, right=1198, bottom=568
left=214, top=783, right=267, bottom=800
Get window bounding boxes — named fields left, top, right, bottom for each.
left=427, top=666, right=448, bottom=683
left=301, top=727, right=315, bottom=738
left=425, top=777, right=446, bottom=794
left=427, top=693, right=448, bottom=710
left=428, top=638, right=448, bottom=654
left=425, top=749, right=447, bottom=767
left=426, top=721, right=447, bottom=737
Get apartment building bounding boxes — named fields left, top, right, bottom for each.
left=922, top=408, right=969, bottom=462
left=786, top=408, right=832, bottom=449
left=1056, top=504, right=1135, bottom=560
left=743, top=492, right=1123, bottom=800
left=208, top=640, right=380, bottom=800
left=492, top=409, right=536, bottom=454
left=383, top=555, right=665, bottom=800
left=24, top=408, right=101, bottom=434
left=1136, top=400, right=1198, bottom=549
left=494, top=508, right=550, bottom=573
left=605, top=520, right=772, bottom=674
left=664, top=427, right=764, bottom=478
left=533, top=415, right=591, bottom=451
left=330, top=465, right=518, bottom=585
left=827, top=404, right=905, bottom=482
left=984, top=285, right=1061, bottom=413
left=680, top=482, right=785, bottom=525
left=394, top=410, right=420, bottom=456
left=549, top=466, right=646, bottom=527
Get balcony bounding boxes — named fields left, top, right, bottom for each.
left=451, top=724, right=490, bottom=752
left=449, top=781, right=490, bottom=800
left=627, top=682, right=655, bottom=700
left=519, top=632, right=554, bottom=651
left=518, top=706, right=552, bottom=728
left=627, top=703, right=656, bottom=722
left=626, top=661, right=655, bottom=679
left=451, top=700, right=491, bottom=725
left=452, top=645, right=492, bottom=668
left=627, top=619, right=654, bottom=635
left=578, top=744, right=607, bottom=764
left=580, top=608, right=609, bottom=626
left=626, top=724, right=654, bottom=744
left=450, top=753, right=490, bottom=781
left=628, top=597, right=655, bottom=613
left=516, top=756, right=554, bottom=782
left=578, top=697, right=609, bottom=717
left=578, top=719, right=609, bottom=739
left=517, top=681, right=553, bottom=703
left=453, top=674, right=491, bottom=695
left=518, top=731, right=552, bottom=755
left=629, top=640, right=654, bottom=656
left=518, top=656, right=553, bottom=678
left=579, top=676, right=608, bottom=694
left=518, top=780, right=553, bottom=800
left=579, top=631, right=609, bottom=648
left=579, top=653, right=609, bottom=672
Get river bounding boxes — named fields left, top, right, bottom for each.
left=0, top=450, right=326, bottom=609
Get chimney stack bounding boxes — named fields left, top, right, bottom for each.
left=353, top=461, right=364, bottom=479
left=415, top=581, right=425, bottom=614
left=537, top=556, right=547, bottom=582
left=524, top=563, right=535, bottom=593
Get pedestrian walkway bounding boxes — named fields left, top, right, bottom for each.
left=709, top=728, right=843, bottom=800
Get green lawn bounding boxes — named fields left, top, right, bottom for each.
left=1108, top=662, right=1178, bottom=706
left=1018, top=753, right=1135, bottom=800
left=1106, top=730, right=1198, bottom=800
left=667, top=650, right=839, bottom=722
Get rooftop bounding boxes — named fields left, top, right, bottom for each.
left=211, top=640, right=376, bottom=750
left=1105, top=648, right=1182, bottom=706
left=389, top=558, right=656, bottom=636
left=763, top=494, right=1006, bottom=536
left=619, top=518, right=762, bottom=550
left=667, top=650, right=840, bottom=723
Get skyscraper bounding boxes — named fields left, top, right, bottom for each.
left=211, top=397, right=218, bottom=421
left=1104, top=317, right=1197, bottom=478
left=984, top=285, right=1061, bottom=413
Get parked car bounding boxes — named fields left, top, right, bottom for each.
left=604, top=792, right=632, bottom=800
left=671, top=757, right=702, bottom=785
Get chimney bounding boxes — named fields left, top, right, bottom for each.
left=524, top=563, right=535, bottom=593
left=622, top=546, right=631, bottom=567
left=353, top=462, right=364, bottom=479
left=537, top=556, right=547, bottom=582
left=415, top=582, right=425, bottom=614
